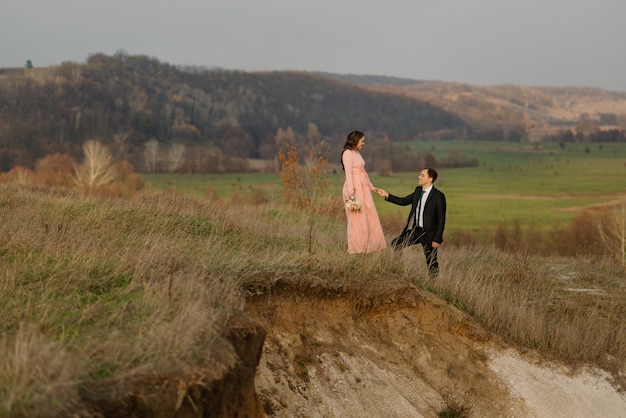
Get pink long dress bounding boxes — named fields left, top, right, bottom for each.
left=342, top=149, right=387, bottom=254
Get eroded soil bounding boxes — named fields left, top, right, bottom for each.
left=245, top=277, right=626, bottom=418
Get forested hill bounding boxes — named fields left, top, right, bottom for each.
left=318, top=72, right=626, bottom=139
left=0, top=53, right=467, bottom=172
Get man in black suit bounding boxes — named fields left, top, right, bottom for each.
left=376, top=168, right=446, bottom=278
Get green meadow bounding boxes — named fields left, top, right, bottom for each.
left=145, top=141, right=626, bottom=237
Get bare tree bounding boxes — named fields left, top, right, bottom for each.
left=0, top=166, right=34, bottom=184
left=144, top=139, right=159, bottom=173
left=167, top=143, right=186, bottom=172
left=74, top=140, right=118, bottom=190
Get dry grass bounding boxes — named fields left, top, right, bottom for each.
left=0, top=185, right=245, bottom=416
left=1, top=182, right=625, bottom=415
left=428, top=245, right=626, bottom=388
left=0, top=183, right=401, bottom=416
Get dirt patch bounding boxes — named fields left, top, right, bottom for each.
left=556, top=198, right=626, bottom=212
left=472, top=193, right=626, bottom=201
left=245, top=277, right=626, bottom=417
left=471, top=193, right=626, bottom=213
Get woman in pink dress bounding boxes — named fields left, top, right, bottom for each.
left=341, top=130, right=387, bottom=254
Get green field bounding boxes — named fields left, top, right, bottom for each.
left=145, top=141, right=626, bottom=235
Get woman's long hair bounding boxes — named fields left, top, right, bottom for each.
left=341, top=130, right=364, bottom=171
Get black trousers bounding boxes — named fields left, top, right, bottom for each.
left=422, top=244, right=439, bottom=278
left=391, top=228, right=439, bottom=278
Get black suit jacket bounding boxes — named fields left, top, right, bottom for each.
left=385, top=185, right=446, bottom=246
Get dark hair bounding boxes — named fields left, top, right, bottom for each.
left=341, top=130, right=364, bottom=171
left=425, top=167, right=438, bottom=182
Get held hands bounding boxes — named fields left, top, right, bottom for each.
left=373, top=188, right=389, bottom=198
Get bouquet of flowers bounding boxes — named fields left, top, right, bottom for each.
left=344, top=196, right=362, bottom=212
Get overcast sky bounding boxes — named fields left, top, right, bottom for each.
left=2, top=0, right=625, bottom=92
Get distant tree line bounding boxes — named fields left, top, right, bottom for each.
left=0, top=52, right=474, bottom=173
left=545, top=127, right=626, bottom=144
left=10, top=52, right=606, bottom=175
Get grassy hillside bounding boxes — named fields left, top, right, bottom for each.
left=1, top=181, right=625, bottom=415
left=0, top=185, right=243, bottom=415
